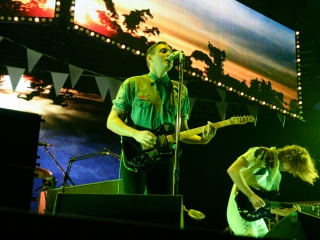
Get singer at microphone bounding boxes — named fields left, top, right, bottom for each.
left=107, top=41, right=217, bottom=196
left=167, top=50, right=183, bottom=61
left=38, top=142, right=52, bottom=147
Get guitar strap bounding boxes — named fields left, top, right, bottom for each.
left=119, top=146, right=138, bottom=172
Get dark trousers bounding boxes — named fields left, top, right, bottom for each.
left=120, top=158, right=174, bottom=194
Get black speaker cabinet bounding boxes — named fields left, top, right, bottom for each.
left=38, top=179, right=123, bottom=214
left=52, top=193, right=184, bottom=228
left=0, top=108, right=41, bottom=210
left=264, top=211, right=320, bottom=239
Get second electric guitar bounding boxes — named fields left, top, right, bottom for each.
left=235, top=187, right=320, bottom=221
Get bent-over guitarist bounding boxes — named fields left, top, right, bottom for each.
left=226, top=145, right=319, bottom=238
left=107, top=41, right=216, bottom=195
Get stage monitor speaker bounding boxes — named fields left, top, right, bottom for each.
left=38, top=179, right=123, bottom=214
left=1, top=207, right=253, bottom=239
left=0, top=108, right=41, bottom=210
left=264, top=211, right=320, bottom=239
left=52, top=193, right=184, bottom=228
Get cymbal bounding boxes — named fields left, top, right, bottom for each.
left=34, top=167, right=52, bottom=178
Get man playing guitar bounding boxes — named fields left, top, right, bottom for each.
left=107, top=41, right=216, bottom=195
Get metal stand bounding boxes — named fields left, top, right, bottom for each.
left=32, top=177, right=57, bottom=194
left=43, top=146, right=71, bottom=187
left=62, top=148, right=119, bottom=193
left=173, top=51, right=185, bottom=195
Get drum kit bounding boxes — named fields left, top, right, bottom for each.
left=34, top=166, right=52, bottom=179
left=32, top=166, right=56, bottom=201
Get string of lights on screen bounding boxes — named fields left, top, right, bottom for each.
left=0, top=0, right=58, bottom=23
left=0, top=0, right=304, bottom=120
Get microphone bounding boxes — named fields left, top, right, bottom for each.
left=38, top=142, right=52, bottom=147
left=167, top=50, right=183, bottom=61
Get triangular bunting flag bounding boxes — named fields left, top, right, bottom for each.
left=189, top=97, right=196, bottom=118
left=215, top=102, right=228, bottom=120
left=183, top=80, right=188, bottom=86
left=7, top=66, right=25, bottom=91
left=95, top=76, right=110, bottom=100
left=216, top=87, right=226, bottom=102
left=107, top=77, right=122, bottom=100
left=277, top=113, right=286, bottom=127
left=0, top=36, right=3, bottom=42
left=51, top=72, right=69, bottom=96
left=27, top=49, right=43, bottom=73
left=247, top=105, right=259, bottom=126
left=69, top=65, right=84, bottom=88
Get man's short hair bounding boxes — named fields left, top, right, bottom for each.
left=146, top=41, right=170, bottom=67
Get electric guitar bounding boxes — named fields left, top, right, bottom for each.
left=235, top=187, right=320, bottom=221
left=122, top=116, right=254, bottom=170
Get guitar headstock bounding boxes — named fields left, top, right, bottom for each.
left=229, top=115, right=255, bottom=125
left=301, top=202, right=320, bottom=217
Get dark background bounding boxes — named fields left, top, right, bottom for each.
left=0, top=0, right=320, bottom=232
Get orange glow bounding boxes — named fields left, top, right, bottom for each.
left=4, top=0, right=56, bottom=18
left=73, top=0, right=298, bottom=110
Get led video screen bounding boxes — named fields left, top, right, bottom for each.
left=0, top=0, right=56, bottom=18
left=0, top=0, right=298, bottom=213
left=74, top=0, right=297, bottom=111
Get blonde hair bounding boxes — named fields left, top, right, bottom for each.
left=278, top=145, right=319, bottom=185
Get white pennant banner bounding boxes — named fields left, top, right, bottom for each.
left=95, top=76, right=110, bottom=100
left=107, top=77, right=122, bottom=101
left=216, top=87, right=226, bottom=102
left=69, top=64, right=84, bottom=88
left=247, top=105, right=259, bottom=126
left=7, top=66, right=25, bottom=91
left=215, top=102, right=228, bottom=120
left=183, top=80, right=188, bottom=86
left=189, top=97, right=196, bottom=118
left=277, top=113, right=286, bottom=127
left=27, top=49, right=43, bottom=73
left=51, top=72, right=69, bottom=96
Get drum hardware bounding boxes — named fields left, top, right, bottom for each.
left=32, top=177, right=57, bottom=194
left=33, top=165, right=56, bottom=198
left=42, top=177, right=57, bottom=190
left=32, top=177, right=57, bottom=204
left=34, top=166, right=52, bottom=178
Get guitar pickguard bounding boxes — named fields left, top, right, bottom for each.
left=122, top=123, right=175, bottom=170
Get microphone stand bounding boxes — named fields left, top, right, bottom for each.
left=62, top=150, right=112, bottom=193
left=43, top=146, right=73, bottom=190
left=172, top=73, right=207, bottom=219
left=62, top=158, right=76, bottom=192
left=173, top=51, right=185, bottom=195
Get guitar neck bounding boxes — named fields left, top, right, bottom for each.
left=268, top=201, right=320, bottom=215
left=268, top=201, right=293, bottom=209
left=169, top=119, right=232, bottom=142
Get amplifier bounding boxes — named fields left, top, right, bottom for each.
left=38, top=179, right=123, bottom=214
left=53, top=193, right=184, bottom=228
